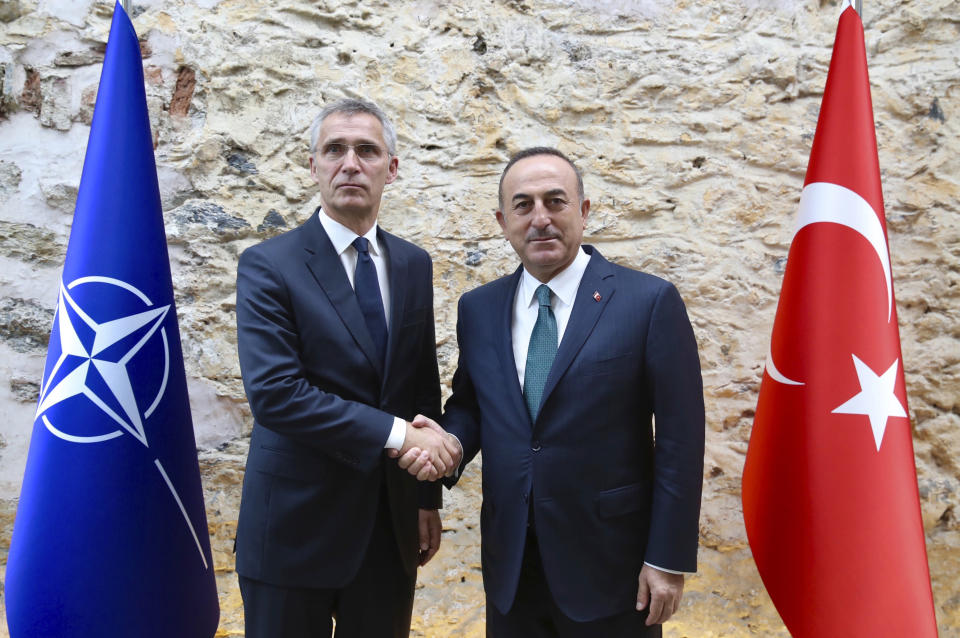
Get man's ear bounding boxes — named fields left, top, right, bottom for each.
left=495, top=210, right=507, bottom=232
left=385, top=156, right=399, bottom=184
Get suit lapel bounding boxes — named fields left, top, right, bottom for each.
left=380, top=229, right=408, bottom=393
left=538, top=249, right=615, bottom=414
left=302, top=213, right=384, bottom=377
left=498, top=267, right=530, bottom=423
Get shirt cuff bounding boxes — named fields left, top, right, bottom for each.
left=384, top=417, right=406, bottom=450
left=447, top=432, right=464, bottom=477
left=643, top=562, right=691, bottom=575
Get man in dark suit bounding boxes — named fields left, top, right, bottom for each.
left=402, top=147, right=705, bottom=637
left=234, top=98, right=460, bottom=638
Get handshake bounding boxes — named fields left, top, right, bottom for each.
left=387, top=415, right=463, bottom=481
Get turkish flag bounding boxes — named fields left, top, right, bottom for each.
left=741, top=3, right=938, bottom=637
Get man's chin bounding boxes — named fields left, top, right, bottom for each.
left=525, top=245, right=562, bottom=262
left=524, top=253, right=564, bottom=271
left=331, top=196, right=371, bottom=212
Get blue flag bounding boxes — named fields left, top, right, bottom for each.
left=5, top=4, right=219, bottom=636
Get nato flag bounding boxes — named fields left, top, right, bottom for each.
left=5, top=4, right=220, bottom=636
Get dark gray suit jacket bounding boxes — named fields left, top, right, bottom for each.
left=234, top=211, right=441, bottom=588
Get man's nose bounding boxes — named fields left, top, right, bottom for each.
left=340, top=147, right=361, bottom=171
left=530, top=202, right=551, bottom=227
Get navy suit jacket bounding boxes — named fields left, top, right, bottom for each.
left=443, top=246, right=704, bottom=622
left=234, top=211, right=441, bottom=588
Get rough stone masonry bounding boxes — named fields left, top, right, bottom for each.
left=0, top=0, right=957, bottom=635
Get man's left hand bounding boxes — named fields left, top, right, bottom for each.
left=418, top=508, right=442, bottom=566
left=636, top=564, right=684, bottom=625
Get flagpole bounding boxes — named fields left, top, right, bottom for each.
left=121, top=0, right=130, bottom=14
left=855, top=0, right=862, bottom=15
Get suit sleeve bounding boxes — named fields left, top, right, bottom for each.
left=416, top=256, right=443, bottom=509
left=236, top=245, right=394, bottom=473
left=440, top=297, right=483, bottom=487
left=643, top=283, right=705, bottom=573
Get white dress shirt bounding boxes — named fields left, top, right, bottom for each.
left=509, top=246, right=682, bottom=575
left=317, top=209, right=406, bottom=450
left=511, top=248, right=591, bottom=387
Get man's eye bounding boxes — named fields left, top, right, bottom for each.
left=324, top=144, right=344, bottom=156
left=356, top=144, right=381, bottom=159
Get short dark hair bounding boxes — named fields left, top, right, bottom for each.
left=309, top=98, right=397, bottom=156
left=498, top=147, right=585, bottom=210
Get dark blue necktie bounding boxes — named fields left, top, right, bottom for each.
left=352, top=236, right=388, bottom=367
left=523, top=284, right=557, bottom=421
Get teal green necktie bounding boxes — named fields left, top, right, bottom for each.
left=523, top=284, right=557, bottom=421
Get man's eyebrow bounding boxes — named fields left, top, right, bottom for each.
left=322, top=136, right=380, bottom=146
left=512, top=188, right=568, bottom=202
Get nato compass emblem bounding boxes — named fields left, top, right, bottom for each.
left=35, top=275, right=208, bottom=568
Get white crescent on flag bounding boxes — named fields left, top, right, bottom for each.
left=765, top=180, right=894, bottom=386
left=794, top=181, right=893, bottom=321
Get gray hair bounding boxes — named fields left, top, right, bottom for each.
left=309, top=98, right=398, bottom=156
left=498, top=146, right=585, bottom=210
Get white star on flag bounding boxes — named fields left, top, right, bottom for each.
left=36, top=281, right=170, bottom=446
left=832, top=354, right=907, bottom=451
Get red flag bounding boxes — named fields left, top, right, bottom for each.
left=741, top=3, right=938, bottom=636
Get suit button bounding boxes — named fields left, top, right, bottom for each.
left=531, top=441, right=541, bottom=452
left=522, top=493, right=528, bottom=504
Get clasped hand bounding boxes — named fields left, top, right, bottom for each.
left=387, top=415, right=462, bottom=481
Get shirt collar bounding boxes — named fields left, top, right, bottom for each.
left=519, top=247, right=590, bottom=309
left=317, top=208, right=382, bottom=257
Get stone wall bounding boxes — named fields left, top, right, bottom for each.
left=1, top=0, right=957, bottom=635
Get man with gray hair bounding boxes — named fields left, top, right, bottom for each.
left=234, top=97, right=461, bottom=638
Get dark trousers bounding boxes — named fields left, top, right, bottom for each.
left=239, top=489, right=415, bottom=638
left=486, top=530, right=662, bottom=638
